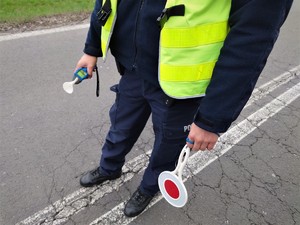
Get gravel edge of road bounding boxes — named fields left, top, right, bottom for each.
left=0, top=13, right=91, bottom=35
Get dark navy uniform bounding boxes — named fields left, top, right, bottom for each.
left=83, top=0, right=293, bottom=196
left=99, top=68, right=201, bottom=195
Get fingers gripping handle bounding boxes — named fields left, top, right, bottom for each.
left=173, top=145, right=190, bottom=180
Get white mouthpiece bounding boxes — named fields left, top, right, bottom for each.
left=63, top=77, right=79, bottom=94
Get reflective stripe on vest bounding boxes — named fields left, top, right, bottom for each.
left=100, top=0, right=118, bottom=60
left=159, top=0, right=231, bottom=99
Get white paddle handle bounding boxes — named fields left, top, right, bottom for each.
left=173, top=145, right=190, bottom=180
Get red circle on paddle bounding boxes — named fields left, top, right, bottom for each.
left=164, top=179, right=180, bottom=199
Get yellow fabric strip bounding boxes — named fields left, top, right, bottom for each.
left=101, top=29, right=110, bottom=58
left=100, top=0, right=118, bottom=59
left=101, top=40, right=107, bottom=57
left=159, top=80, right=211, bottom=99
left=102, top=0, right=117, bottom=29
left=160, top=61, right=216, bottom=82
left=161, top=21, right=228, bottom=48
left=160, top=42, right=224, bottom=65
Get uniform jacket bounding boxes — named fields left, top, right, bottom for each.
left=83, top=0, right=293, bottom=133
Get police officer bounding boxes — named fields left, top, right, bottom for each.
left=75, top=0, right=293, bottom=217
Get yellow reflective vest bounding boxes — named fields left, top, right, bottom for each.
left=99, top=0, right=118, bottom=60
left=159, top=0, right=231, bottom=99
left=100, top=0, right=231, bottom=99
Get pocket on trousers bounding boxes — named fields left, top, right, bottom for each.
left=162, top=123, right=188, bottom=143
left=110, top=84, right=119, bottom=93
left=109, top=84, right=120, bottom=127
left=110, top=84, right=120, bottom=103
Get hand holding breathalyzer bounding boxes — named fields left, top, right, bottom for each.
left=63, top=66, right=100, bottom=97
left=63, top=68, right=88, bottom=94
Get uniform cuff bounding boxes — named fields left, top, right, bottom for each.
left=83, top=44, right=103, bottom=57
left=194, top=113, right=232, bottom=134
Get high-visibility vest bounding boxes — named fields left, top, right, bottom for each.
left=98, top=0, right=118, bottom=60
left=99, top=0, right=231, bottom=98
left=158, top=0, right=231, bottom=99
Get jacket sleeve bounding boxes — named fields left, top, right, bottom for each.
left=194, top=0, right=293, bottom=133
left=83, top=0, right=103, bottom=57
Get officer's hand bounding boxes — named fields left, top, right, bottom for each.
left=75, top=54, right=97, bottom=78
left=186, top=123, right=219, bottom=151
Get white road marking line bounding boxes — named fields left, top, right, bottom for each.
left=16, top=152, right=151, bottom=225
left=90, top=82, right=300, bottom=225
left=0, top=24, right=89, bottom=42
left=16, top=66, right=299, bottom=225
left=246, top=65, right=299, bottom=107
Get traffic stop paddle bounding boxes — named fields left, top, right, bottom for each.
left=158, top=145, right=190, bottom=208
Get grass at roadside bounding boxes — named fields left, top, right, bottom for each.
left=0, top=0, right=95, bottom=24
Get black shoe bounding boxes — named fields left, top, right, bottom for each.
left=124, top=189, right=153, bottom=217
left=80, top=167, right=121, bottom=187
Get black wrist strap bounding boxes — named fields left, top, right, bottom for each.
left=94, top=66, right=100, bottom=97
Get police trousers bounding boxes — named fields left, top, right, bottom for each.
left=99, top=67, right=201, bottom=196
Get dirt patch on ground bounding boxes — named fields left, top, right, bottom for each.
left=0, top=12, right=91, bottom=35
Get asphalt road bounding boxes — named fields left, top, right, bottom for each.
left=0, top=2, right=299, bottom=225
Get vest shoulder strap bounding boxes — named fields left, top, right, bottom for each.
left=157, top=5, right=185, bottom=27
left=97, top=0, right=112, bottom=26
